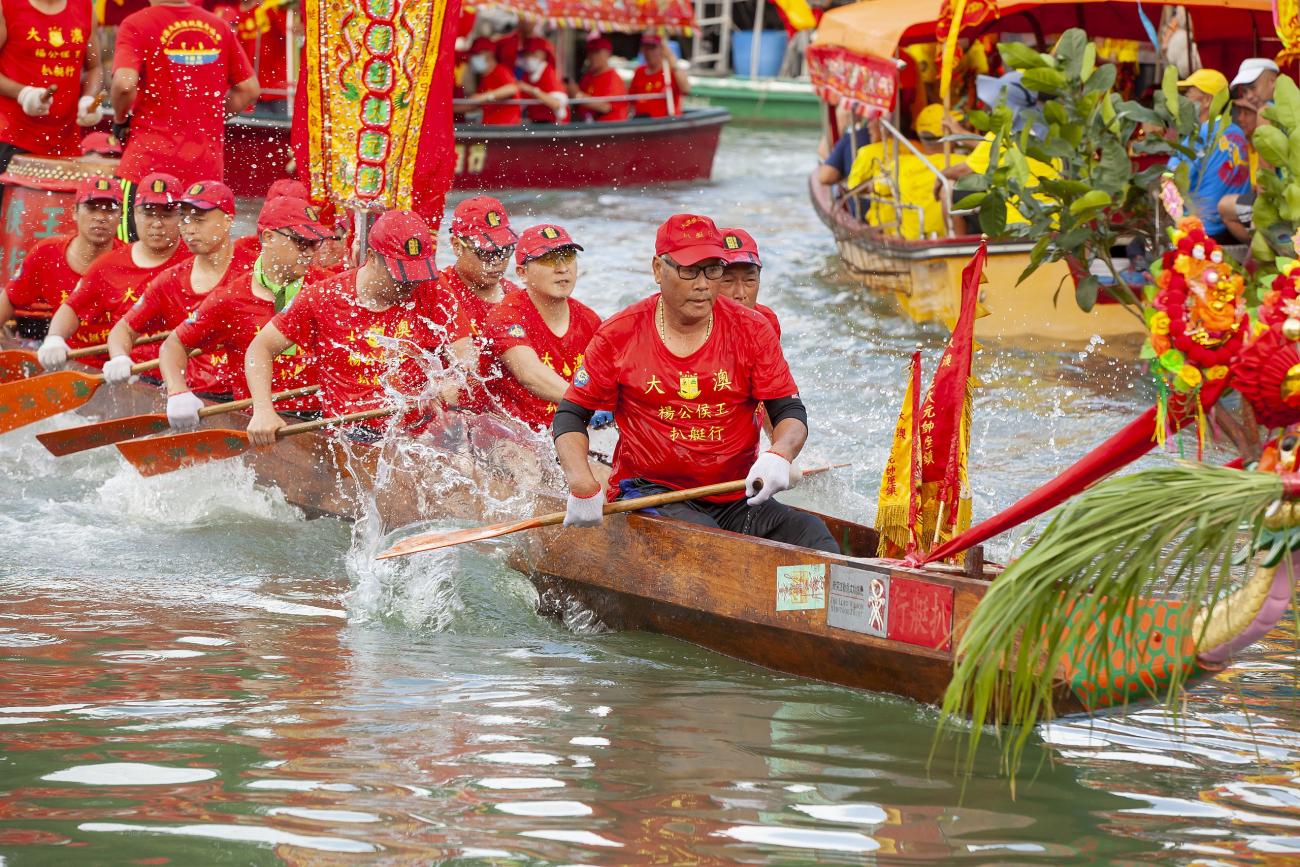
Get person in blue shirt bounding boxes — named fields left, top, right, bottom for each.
left=1168, top=69, right=1251, bottom=242
left=817, top=126, right=875, bottom=219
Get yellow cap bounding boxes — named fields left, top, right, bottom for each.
left=1177, top=68, right=1229, bottom=96
left=916, top=103, right=960, bottom=139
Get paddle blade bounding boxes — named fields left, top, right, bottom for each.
left=0, top=350, right=41, bottom=384
left=37, top=413, right=169, bottom=456
left=0, top=370, right=101, bottom=435
left=115, top=428, right=251, bottom=477
left=376, top=516, right=545, bottom=559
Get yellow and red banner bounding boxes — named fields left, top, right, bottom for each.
left=937, top=0, right=999, bottom=106
left=875, top=350, right=923, bottom=557
left=465, top=0, right=695, bottom=33
left=806, top=44, right=898, bottom=116
left=1276, top=0, right=1300, bottom=65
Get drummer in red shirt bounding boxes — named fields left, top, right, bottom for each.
left=552, top=213, right=835, bottom=552
left=716, top=228, right=780, bottom=338
left=572, top=37, right=628, bottom=123
left=102, top=180, right=248, bottom=390
left=517, top=36, right=567, bottom=124
left=158, top=195, right=325, bottom=428
left=38, top=171, right=188, bottom=370
left=110, top=0, right=259, bottom=238
left=629, top=34, right=689, bottom=119
left=0, top=0, right=104, bottom=173
left=482, top=224, right=601, bottom=430
left=0, top=175, right=120, bottom=341
left=243, top=209, right=469, bottom=446
left=467, top=36, right=521, bottom=126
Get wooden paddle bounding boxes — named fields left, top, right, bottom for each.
left=0, top=354, right=186, bottom=436
left=35, top=385, right=320, bottom=456
left=0, top=333, right=168, bottom=384
left=116, top=406, right=395, bottom=477
left=377, top=464, right=845, bottom=560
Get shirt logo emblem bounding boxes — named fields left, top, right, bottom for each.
left=573, top=365, right=589, bottom=387
left=507, top=324, right=525, bottom=338
left=677, top=373, right=700, bottom=400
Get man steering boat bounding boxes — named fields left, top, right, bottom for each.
left=552, top=213, right=837, bottom=552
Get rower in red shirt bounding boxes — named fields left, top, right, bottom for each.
left=159, top=195, right=325, bottom=428
left=482, top=224, right=601, bottom=430
left=572, top=37, right=628, bottom=123
left=552, top=213, right=836, bottom=552
left=110, top=0, right=259, bottom=238
left=518, top=36, right=567, bottom=124
left=38, top=171, right=189, bottom=370
left=716, top=228, right=780, bottom=338
left=102, top=180, right=248, bottom=391
left=244, top=209, right=469, bottom=446
left=231, top=177, right=310, bottom=266
left=0, top=175, right=121, bottom=342
left=467, top=36, right=521, bottom=126
left=629, top=34, right=689, bottom=119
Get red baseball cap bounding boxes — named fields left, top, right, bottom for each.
left=587, top=37, right=613, bottom=53
left=516, top=224, right=583, bottom=265
left=642, top=34, right=664, bottom=47
left=136, top=172, right=181, bottom=206
left=523, top=36, right=555, bottom=59
left=469, top=36, right=495, bottom=55
left=80, top=131, right=122, bottom=157
left=266, top=178, right=308, bottom=201
left=179, top=180, right=236, bottom=216
left=370, top=209, right=438, bottom=283
left=257, top=196, right=331, bottom=239
left=76, top=175, right=122, bottom=205
left=719, top=227, right=761, bottom=267
left=655, top=214, right=726, bottom=265
left=450, top=195, right=518, bottom=249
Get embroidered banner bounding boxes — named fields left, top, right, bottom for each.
left=806, top=43, right=898, bottom=117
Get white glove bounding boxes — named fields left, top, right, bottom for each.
left=563, top=488, right=605, bottom=528
left=745, top=450, right=791, bottom=506
left=166, top=391, right=204, bottom=429
left=37, top=334, right=69, bottom=369
left=17, top=85, right=51, bottom=117
left=101, top=354, right=134, bottom=385
left=76, top=94, right=103, bottom=127
left=789, top=462, right=804, bottom=488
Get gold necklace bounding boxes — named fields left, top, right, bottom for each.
left=657, top=298, right=712, bottom=344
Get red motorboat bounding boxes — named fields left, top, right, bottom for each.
left=221, top=108, right=730, bottom=198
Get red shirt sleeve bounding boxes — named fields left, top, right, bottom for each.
left=271, top=284, right=318, bottom=349
left=563, top=322, right=619, bottom=410
left=5, top=242, right=53, bottom=308
left=113, top=17, right=144, bottom=73
left=124, top=272, right=171, bottom=333
left=590, top=69, right=626, bottom=98
left=413, top=280, right=470, bottom=345
left=747, top=317, right=799, bottom=400
left=482, top=295, right=529, bottom=355
left=63, top=271, right=105, bottom=322
left=227, top=33, right=255, bottom=84
left=174, top=289, right=231, bottom=351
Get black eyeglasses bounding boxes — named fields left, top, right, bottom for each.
left=661, top=255, right=724, bottom=281
left=275, top=229, right=324, bottom=251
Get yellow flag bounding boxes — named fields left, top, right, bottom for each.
left=938, top=0, right=969, bottom=108
left=875, top=351, right=923, bottom=557
left=771, top=0, right=817, bottom=32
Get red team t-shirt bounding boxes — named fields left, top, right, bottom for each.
left=436, top=265, right=517, bottom=411
left=211, top=0, right=289, bottom=100
left=756, top=303, right=781, bottom=339
left=62, top=242, right=191, bottom=366
left=564, top=295, right=799, bottom=502
left=523, top=64, right=566, bottom=123
left=112, top=3, right=254, bottom=184
left=5, top=234, right=100, bottom=319
left=483, top=289, right=601, bottom=429
left=0, top=0, right=94, bottom=155
left=272, top=271, right=469, bottom=420
left=175, top=273, right=318, bottom=411
left=577, top=68, right=629, bottom=122
left=478, top=63, right=521, bottom=125
left=629, top=64, right=682, bottom=118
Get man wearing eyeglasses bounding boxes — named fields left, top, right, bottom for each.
left=38, top=171, right=189, bottom=371
left=551, top=213, right=837, bottom=553
left=155, top=196, right=328, bottom=428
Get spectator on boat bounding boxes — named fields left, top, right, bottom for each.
left=0, top=175, right=121, bottom=343
left=552, top=213, right=837, bottom=554
left=467, top=36, right=521, bottom=126
left=1178, top=68, right=1228, bottom=124
left=436, top=195, right=520, bottom=411
left=1170, top=69, right=1250, bottom=244
left=103, top=180, right=249, bottom=391
left=110, top=0, right=260, bottom=240
left=211, top=0, right=290, bottom=116
left=493, top=16, right=539, bottom=74
left=572, top=37, right=628, bottom=123
left=1230, top=58, right=1279, bottom=109
left=715, top=227, right=779, bottom=338
left=518, top=36, right=567, bottom=124
left=158, top=195, right=325, bottom=428
left=37, top=172, right=189, bottom=371
left=81, top=130, right=123, bottom=159
left=243, top=209, right=470, bottom=446
left=816, top=121, right=879, bottom=218
left=481, top=224, right=601, bottom=431
left=630, top=34, right=688, bottom=119
left=1217, top=98, right=1263, bottom=243
left=0, top=0, right=103, bottom=177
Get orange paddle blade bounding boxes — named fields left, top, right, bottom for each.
left=36, top=413, right=168, bottom=456
left=115, top=428, right=251, bottom=477
left=377, top=514, right=556, bottom=560
left=0, top=370, right=102, bottom=435
left=0, top=349, right=41, bottom=384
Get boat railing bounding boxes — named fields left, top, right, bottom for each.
left=832, top=117, right=957, bottom=241
left=453, top=94, right=667, bottom=109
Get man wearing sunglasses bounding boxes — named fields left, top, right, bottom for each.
left=38, top=172, right=190, bottom=371
left=551, top=213, right=836, bottom=553
left=482, top=224, right=601, bottom=431
left=156, top=196, right=328, bottom=428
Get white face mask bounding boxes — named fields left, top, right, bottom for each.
left=523, top=56, right=545, bottom=76
left=470, top=55, right=490, bottom=74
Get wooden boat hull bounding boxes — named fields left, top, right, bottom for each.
left=222, top=109, right=730, bottom=198
left=808, top=173, right=1144, bottom=347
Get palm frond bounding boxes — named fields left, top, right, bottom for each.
left=937, top=463, right=1284, bottom=787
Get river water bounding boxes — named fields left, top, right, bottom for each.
left=2, top=126, right=1298, bottom=864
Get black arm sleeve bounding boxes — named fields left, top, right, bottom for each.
left=552, top=399, right=596, bottom=440
left=763, top=395, right=808, bottom=429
